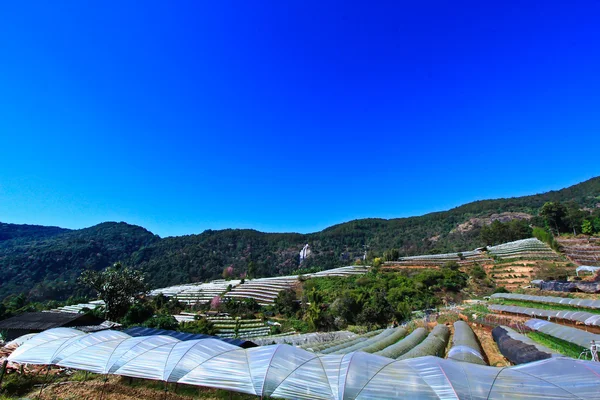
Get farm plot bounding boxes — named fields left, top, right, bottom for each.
left=205, top=316, right=270, bottom=339
left=487, top=238, right=561, bottom=261
left=556, top=237, right=600, bottom=266
left=489, top=304, right=600, bottom=327
left=491, top=292, right=600, bottom=310
left=492, top=325, right=559, bottom=365
left=149, top=280, right=241, bottom=304
left=391, top=250, right=491, bottom=268
left=525, top=319, right=600, bottom=349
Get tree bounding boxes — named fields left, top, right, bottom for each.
left=274, top=289, right=299, bottom=316
left=79, top=262, right=148, bottom=321
left=383, top=249, right=399, bottom=262
left=582, top=219, right=594, bottom=235
left=540, top=202, right=567, bottom=234
left=144, top=314, right=178, bottom=330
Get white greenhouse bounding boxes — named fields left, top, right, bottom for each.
left=7, top=328, right=600, bottom=399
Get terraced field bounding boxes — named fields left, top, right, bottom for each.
left=487, top=238, right=562, bottom=261
left=149, top=266, right=369, bottom=306
left=557, top=236, right=600, bottom=266
left=385, top=249, right=492, bottom=269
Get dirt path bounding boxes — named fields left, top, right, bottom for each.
left=471, top=323, right=510, bottom=367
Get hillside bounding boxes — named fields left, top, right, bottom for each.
left=0, top=176, right=599, bottom=301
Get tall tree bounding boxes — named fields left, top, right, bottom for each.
left=539, top=202, right=568, bottom=234
left=79, top=262, right=148, bottom=321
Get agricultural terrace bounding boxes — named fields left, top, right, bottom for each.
left=556, top=236, right=600, bottom=266
left=149, top=266, right=369, bottom=306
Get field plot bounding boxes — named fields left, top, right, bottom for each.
left=557, top=236, right=600, bottom=266
left=387, top=249, right=491, bottom=269
left=491, top=292, right=600, bottom=309
left=492, top=326, right=557, bottom=364
left=490, top=304, right=600, bottom=327
left=525, top=319, right=600, bottom=349
left=487, top=238, right=561, bottom=261
left=203, top=316, right=270, bottom=338
left=150, top=280, right=241, bottom=304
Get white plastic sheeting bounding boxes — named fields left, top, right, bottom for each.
left=491, top=292, right=600, bottom=309
left=525, top=319, right=600, bottom=349
left=577, top=266, right=600, bottom=276
left=490, top=304, right=600, bottom=326
left=9, top=328, right=600, bottom=399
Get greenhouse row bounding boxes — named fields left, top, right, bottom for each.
left=491, top=292, right=600, bottom=309
left=8, top=328, right=600, bottom=399
left=525, top=319, right=600, bottom=349
left=490, top=304, right=600, bottom=326
left=447, top=321, right=487, bottom=365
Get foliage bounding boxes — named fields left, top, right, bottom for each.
left=492, top=286, right=510, bottom=294
left=295, top=269, right=468, bottom=330
left=79, top=262, right=148, bottom=321
left=480, top=219, right=532, bottom=246
left=1, top=177, right=600, bottom=302
left=527, top=331, right=586, bottom=359
left=532, top=227, right=560, bottom=250
left=178, top=317, right=216, bottom=335
left=143, top=313, right=179, bottom=330
left=470, top=265, right=487, bottom=280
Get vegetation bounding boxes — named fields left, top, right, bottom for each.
left=527, top=331, right=587, bottom=359
left=492, top=299, right=600, bottom=315
left=480, top=219, right=532, bottom=246
left=273, top=268, right=468, bottom=331
left=1, top=177, right=599, bottom=303
left=80, top=262, right=148, bottom=320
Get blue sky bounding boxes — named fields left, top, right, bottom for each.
left=1, top=1, right=599, bottom=237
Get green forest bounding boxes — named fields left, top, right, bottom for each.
left=1, top=176, right=599, bottom=302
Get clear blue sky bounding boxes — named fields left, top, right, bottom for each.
left=1, top=1, right=599, bottom=237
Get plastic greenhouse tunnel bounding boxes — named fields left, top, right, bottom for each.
left=6, top=328, right=600, bottom=399
left=396, top=324, right=450, bottom=360
left=447, top=321, right=487, bottom=365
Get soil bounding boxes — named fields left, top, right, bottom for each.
left=23, top=376, right=249, bottom=400
left=470, top=322, right=510, bottom=367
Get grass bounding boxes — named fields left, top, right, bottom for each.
left=493, top=299, right=600, bottom=315
left=527, top=331, right=587, bottom=359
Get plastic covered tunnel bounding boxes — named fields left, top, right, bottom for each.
left=8, top=328, right=600, bottom=399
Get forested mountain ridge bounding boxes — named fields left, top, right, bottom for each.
left=1, top=176, right=599, bottom=301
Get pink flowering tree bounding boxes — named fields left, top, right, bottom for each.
left=222, top=265, right=234, bottom=280
left=210, top=296, right=222, bottom=310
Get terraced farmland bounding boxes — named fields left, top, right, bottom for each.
left=489, top=304, right=600, bottom=327
left=491, top=292, right=600, bottom=309
left=149, top=279, right=241, bottom=305
left=205, top=316, right=271, bottom=338
left=386, top=249, right=491, bottom=269
left=557, top=236, right=600, bottom=266
left=487, top=238, right=561, bottom=261
left=149, top=266, right=370, bottom=306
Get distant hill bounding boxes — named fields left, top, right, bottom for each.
left=1, top=176, right=599, bottom=301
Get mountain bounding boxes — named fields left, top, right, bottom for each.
left=1, top=176, right=599, bottom=302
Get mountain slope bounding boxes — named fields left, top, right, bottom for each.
left=1, top=176, right=599, bottom=301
